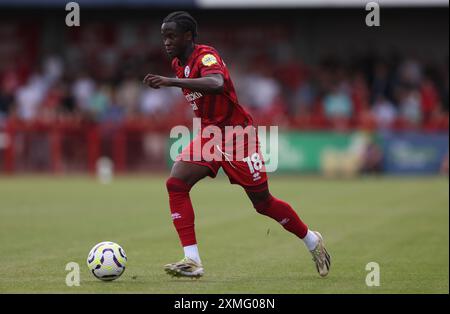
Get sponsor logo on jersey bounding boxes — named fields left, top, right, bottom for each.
left=190, top=102, right=198, bottom=110
left=185, top=92, right=203, bottom=102
left=185, top=92, right=202, bottom=111
left=201, top=54, right=218, bottom=67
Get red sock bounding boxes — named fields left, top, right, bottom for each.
left=254, top=195, right=308, bottom=239
left=166, top=177, right=196, bottom=246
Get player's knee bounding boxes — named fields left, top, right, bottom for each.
left=247, top=187, right=272, bottom=212
left=166, top=177, right=192, bottom=194
left=252, top=193, right=274, bottom=214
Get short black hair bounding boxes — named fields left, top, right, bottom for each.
left=163, top=11, right=198, bottom=39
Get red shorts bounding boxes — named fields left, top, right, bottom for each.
left=175, top=126, right=268, bottom=192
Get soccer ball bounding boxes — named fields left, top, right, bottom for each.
left=87, top=241, right=127, bottom=281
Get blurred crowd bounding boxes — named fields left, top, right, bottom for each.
left=0, top=21, right=448, bottom=132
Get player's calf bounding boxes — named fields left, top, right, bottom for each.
left=252, top=193, right=309, bottom=239
left=166, top=177, right=198, bottom=248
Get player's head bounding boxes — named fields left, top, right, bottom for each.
left=161, top=11, right=198, bottom=59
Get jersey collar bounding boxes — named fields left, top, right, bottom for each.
left=178, top=44, right=199, bottom=67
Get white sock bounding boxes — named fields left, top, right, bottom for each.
left=302, top=230, right=319, bottom=251
left=183, top=244, right=201, bottom=264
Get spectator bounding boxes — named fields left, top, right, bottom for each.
left=372, top=94, right=397, bottom=130
left=244, top=73, right=281, bottom=112
left=351, top=72, right=370, bottom=116
left=58, top=82, right=77, bottom=116
left=398, top=88, right=422, bottom=127
left=116, top=74, right=141, bottom=117
left=101, top=89, right=125, bottom=123
left=292, top=81, right=317, bottom=115
left=86, top=85, right=111, bottom=120
left=15, top=72, right=48, bottom=121
left=0, top=89, right=14, bottom=121
left=420, top=77, right=440, bottom=121
left=139, top=86, right=178, bottom=116
left=398, top=58, right=422, bottom=88
left=371, top=61, right=393, bottom=103
left=72, top=72, right=96, bottom=111
left=323, top=84, right=353, bottom=130
left=42, top=55, right=64, bottom=85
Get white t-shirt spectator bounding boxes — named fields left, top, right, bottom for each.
left=139, top=87, right=177, bottom=115
left=323, top=90, right=353, bottom=118
left=372, top=96, right=397, bottom=129
left=243, top=74, right=281, bottom=110
left=15, top=74, right=47, bottom=120
left=72, top=77, right=95, bottom=110
left=399, top=90, right=422, bottom=124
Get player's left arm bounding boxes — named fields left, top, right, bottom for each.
left=143, top=73, right=224, bottom=94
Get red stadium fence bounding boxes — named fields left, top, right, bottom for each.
left=0, top=119, right=170, bottom=174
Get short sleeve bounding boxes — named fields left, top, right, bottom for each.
left=198, top=52, right=224, bottom=77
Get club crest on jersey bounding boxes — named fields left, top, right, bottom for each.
left=184, top=66, right=190, bottom=77
left=201, top=54, right=218, bottom=67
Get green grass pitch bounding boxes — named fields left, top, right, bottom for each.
left=0, top=175, right=448, bottom=293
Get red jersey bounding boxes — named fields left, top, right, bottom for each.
left=172, top=44, right=253, bottom=129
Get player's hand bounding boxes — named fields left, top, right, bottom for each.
left=143, top=74, right=161, bottom=89
left=143, top=74, right=172, bottom=89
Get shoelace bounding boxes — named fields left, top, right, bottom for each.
left=178, top=257, right=198, bottom=267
